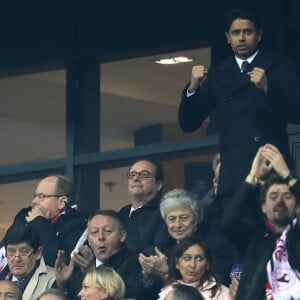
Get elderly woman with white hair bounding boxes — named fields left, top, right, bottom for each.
left=139, top=188, right=233, bottom=287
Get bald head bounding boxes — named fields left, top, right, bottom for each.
left=0, top=280, right=21, bottom=300
left=37, top=288, right=67, bottom=300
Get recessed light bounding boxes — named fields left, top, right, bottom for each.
left=155, top=56, right=193, bottom=65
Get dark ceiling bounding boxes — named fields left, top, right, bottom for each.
left=2, top=0, right=299, bottom=76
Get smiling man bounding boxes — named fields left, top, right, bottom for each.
left=119, top=160, right=171, bottom=255
left=222, top=144, right=300, bottom=300
left=179, top=7, right=300, bottom=197
left=55, top=210, right=161, bottom=300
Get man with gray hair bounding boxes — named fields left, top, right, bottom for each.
left=139, top=188, right=234, bottom=286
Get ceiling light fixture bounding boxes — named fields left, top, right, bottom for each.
left=155, top=56, right=193, bottom=65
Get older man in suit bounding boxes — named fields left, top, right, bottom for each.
left=179, top=7, right=300, bottom=197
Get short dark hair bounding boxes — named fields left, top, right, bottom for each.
left=151, top=160, right=164, bottom=182
left=226, top=7, right=262, bottom=32
left=37, top=288, right=67, bottom=300
left=172, top=284, right=204, bottom=300
left=5, top=225, right=41, bottom=252
left=88, top=209, right=125, bottom=231
left=260, top=175, right=291, bottom=203
left=52, top=174, right=76, bottom=206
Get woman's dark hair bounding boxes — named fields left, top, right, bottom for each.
left=168, top=237, right=221, bottom=298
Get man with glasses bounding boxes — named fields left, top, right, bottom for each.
left=0, top=226, right=56, bottom=299
left=0, top=175, right=86, bottom=267
left=119, top=160, right=171, bottom=255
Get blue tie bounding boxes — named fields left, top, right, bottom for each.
left=241, top=61, right=250, bottom=73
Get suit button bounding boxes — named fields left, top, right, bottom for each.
left=254, top=136, right=261, bottom=142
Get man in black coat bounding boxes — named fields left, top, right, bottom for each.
left=55, top=210, right=161, bottom=300
left=179, top=7, right=300, bottom=197
left=119, top=159, right=172, bottom=255
left=222, top=144, right=300, bottom=299
left=0, top=175, right=87, bottom=267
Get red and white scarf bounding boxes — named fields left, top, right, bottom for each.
left=266, top=218, right=300, bottom=300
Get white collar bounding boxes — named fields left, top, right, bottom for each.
left=235, top=50, right=258, bottom=70
left=129, top=204, right=144, bottom=217
left=96, top=258, right=103, bottom=267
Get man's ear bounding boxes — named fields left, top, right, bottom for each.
left=296, top=204, right=300, bottom=215
left=156, top=181, right=163, bottom=192
left=36, top=246, right=43, bottom=260
left=58, top=196, right=68, bottom=210
left=175, top=258, right=179, bottom=270
left=225, top=31, right=230, bottom=43
left=120, top=229, right=127, bottom=242
left=257, top=29, right=263, bottom=42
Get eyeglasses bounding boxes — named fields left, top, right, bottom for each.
left=6, top=249, right=34, bottom=260
left=33, top=193, right=64, bottom=200
left=126, top=171, right=153, bottom=179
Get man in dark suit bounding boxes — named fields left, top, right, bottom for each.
left=55, top=210, right=161, bottom=300
left=179, top=7, right=300, bottom=197
left=0, top=175, right=87, bottom=268
left=119, top=160, right=171, bottom=255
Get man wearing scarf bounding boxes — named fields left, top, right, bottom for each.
left=222, top=144, right=300, bottom=300
left=0, top=175, right=86, bottom=269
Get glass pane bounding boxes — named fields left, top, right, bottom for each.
left=0, top=70, right=66, bottom=165
left=100, top=48, right=211, bottom=151
left=0, top=179, right=40, bottom=240
left=100, top=166, right=129, bottom=211
left=99, top=152, right=218, bottom=211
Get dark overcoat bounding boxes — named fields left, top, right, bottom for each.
left=179, top=48, right=300, bottom=195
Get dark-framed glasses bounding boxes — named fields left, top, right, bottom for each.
left=33, top=193, right=64, bottom=200
left=6, top=248, right=34, bottom=260
left=126, top=171, right=153, bottom=179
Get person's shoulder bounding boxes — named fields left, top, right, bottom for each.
left=110, top=245, right=139, bottom=267
left=144, top=196, right=161, bottom=208
left=258, top=47, right=295, bottom=66
left=63, top=207, right=86, bottom=221
left=119, top=203, right=131, bottom=214
left=59, top=208, right=87, bottom=229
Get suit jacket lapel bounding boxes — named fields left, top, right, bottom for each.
left=213, top=49, right=274, bottom=97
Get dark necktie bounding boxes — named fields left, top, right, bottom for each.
left=241, top=61, right=250, bottom=73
